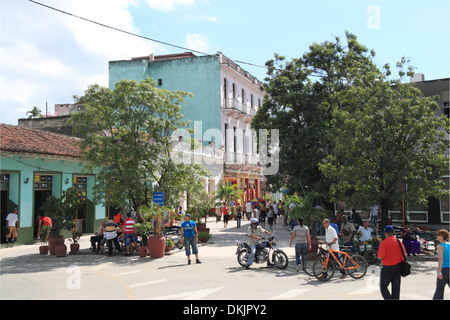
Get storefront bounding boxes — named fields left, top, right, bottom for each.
left=0, top=124, right=106, bottom=244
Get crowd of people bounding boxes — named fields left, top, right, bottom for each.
left=220, top=199, right=287, bottom=230
left=89, top=208, right=139, bottom=257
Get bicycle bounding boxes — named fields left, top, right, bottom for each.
left=312, top=242, right=368, bottom=282
left=303, top=243, right=358, bottom=276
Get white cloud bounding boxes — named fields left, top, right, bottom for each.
left=184, top=33, right=210, bottom=53
left=199, top=15, right=221, bottom=23
left=0, top=0, right=163, bottom=125
left=145, top=0, right=194, bottom=12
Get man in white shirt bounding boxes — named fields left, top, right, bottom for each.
left=245, top=201, right=252, bottom=220
left=321, top=218, right=347, bottom=279
left=369, top=204, right=380, bottom=228
left=5, top=208, right=19, bottom=243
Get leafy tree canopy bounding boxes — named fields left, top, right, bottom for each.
left=70, top=77, right=211, bottom=210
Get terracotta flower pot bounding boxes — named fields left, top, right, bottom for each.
left=138, top=246, right=148, bottom=257
left=39, top=245, right=49, bottom=255
left=55, top=244, right=67, bottom=257
left=147, top=235, right=165, bottom=258
left=48, top=235, right=65, bottom=255
left=70, top=243, right=80, bottom=253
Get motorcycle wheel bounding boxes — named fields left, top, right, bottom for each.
left=272, top=251, right=289, bottom=269
left=237, top=249, right=250, bottom=267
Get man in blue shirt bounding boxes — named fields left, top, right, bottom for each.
left=180, top=214, right=201, bottom=265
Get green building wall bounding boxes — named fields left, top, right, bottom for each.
left=109, top=55, right=222, bottom=146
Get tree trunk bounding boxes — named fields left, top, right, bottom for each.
left=380, top=197, right=390, bottom=229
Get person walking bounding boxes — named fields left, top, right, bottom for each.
left=377, top=225, right=406, bottom=300
left=369, top=203, right=380, bottom=229
left=245, top=201, right=252, bottom=220
left=180, top=213, right=201, bottom=265
left=433, top=229, right=450, bottom=300
left=5, top=208, right=19, bottom=243
left=236, top=202, right=242, bottom=228
left=222, top=203, right=229, bottom=229
left=289, top=217, right=311, bottom=272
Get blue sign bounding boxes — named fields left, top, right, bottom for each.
left=153, top=192, right=164, bottom=206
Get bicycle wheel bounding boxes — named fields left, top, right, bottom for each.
left=272, top=251, right=289, bottom=269
left=346, top=254, right=368, bottom=279
left=237, top=249, right=250, bottom=267
left=303, top=253, right=319, bottom=276
left=312, top=256, right=335, bottom=281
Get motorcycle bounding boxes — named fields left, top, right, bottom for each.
left=236, top=234, right=289, bottom=269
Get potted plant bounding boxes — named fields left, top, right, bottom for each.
left=198, top=231, right=211, bottom=243
left=68, top=231, right=82, bottom=253
left=135, top=221, right=152, bottom=258
left=40, top=188, right=83, bottom=256
left=139, top=204, right=166, bottom=258
left=38, top=225, right=50, bottom=255
left=165, top=238, right=174, bottom=252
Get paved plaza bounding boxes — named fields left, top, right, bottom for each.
left=0, top=217, right=447, bottom=302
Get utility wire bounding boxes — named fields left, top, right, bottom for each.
left=28, top=0, right=270, bottom=70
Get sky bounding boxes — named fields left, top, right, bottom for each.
left=0, top=0, right=449, bottom=126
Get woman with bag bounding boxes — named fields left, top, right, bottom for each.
left=378, top=225, right=407, bottom=300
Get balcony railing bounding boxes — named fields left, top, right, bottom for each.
left=222, top=98, right=257, bottom=118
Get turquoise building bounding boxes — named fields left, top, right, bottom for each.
left=109, top=52, right=222, bottom=145
left=109, top=52, right=266, bottom=202
left=0, top=124, right=105, bottom=244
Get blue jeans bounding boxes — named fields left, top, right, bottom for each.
left=370, top=216, right=378, bottom=228
left=295, top=243, right=308, bottom=266
left=247, top=244, right=257, bottom=266
left=124, top=233, right=136, bottom=247
left=184, top=237, right=198, bottom=256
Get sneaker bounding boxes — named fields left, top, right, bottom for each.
left=296, top=265, right=302, bottom=272
left=245, top=264, right=250, bottom=269
left=339, top=274, right=347, bottom=279
left=188, top=260, right=191, bottom=265
left=196, top=259, right=201, bottom=264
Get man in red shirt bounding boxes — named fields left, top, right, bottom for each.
left=378, top=225, right=406, bottom=299
left=37, top=214, right=52, bottom=242
left=123, top=212, right=136, bottom=256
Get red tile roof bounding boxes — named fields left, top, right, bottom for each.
left=0, top=124, right=81, bottom=158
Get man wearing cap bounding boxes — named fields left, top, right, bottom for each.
left=378, top=225, right=407, bottom=299
left=180, top=213, right=201, bottom=265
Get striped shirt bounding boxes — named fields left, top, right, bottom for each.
left=123, top=218, right=135, bottom=234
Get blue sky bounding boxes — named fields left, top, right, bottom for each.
left=0, top=0, right=448, bottom=126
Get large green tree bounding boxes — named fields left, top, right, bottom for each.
left=70, top=77, right=210, bottom=210
left=320, top=59, right=449, bottom=227
left=253, top=32, right=449, bottom=225
left=253, top=32, right=378, bottom=200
